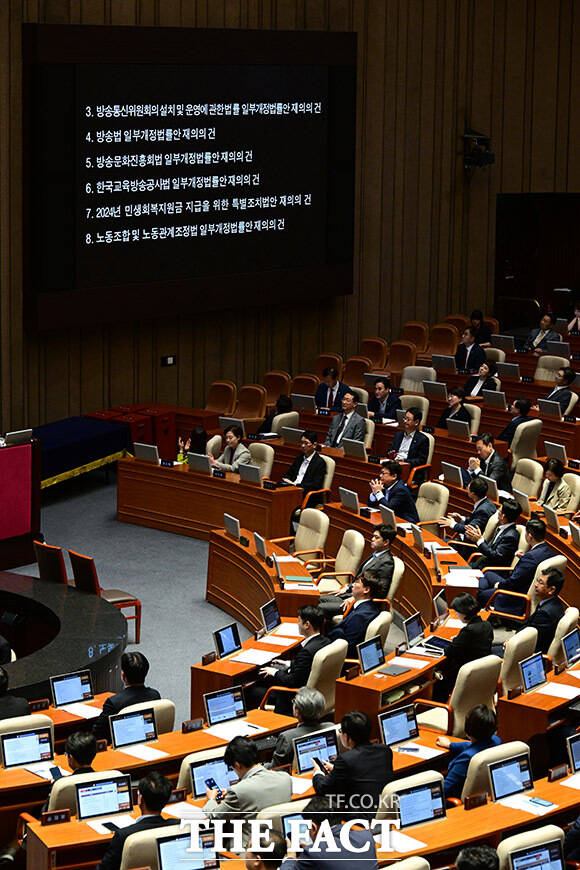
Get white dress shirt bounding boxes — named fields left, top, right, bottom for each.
left=335, top=411, right=354, bottom=445
left=395, top=432, right=414, bottom=461
left=294, top=452, right=315, bottom=485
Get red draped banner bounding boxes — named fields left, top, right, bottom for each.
left=0, top=445, right=32, bottom=540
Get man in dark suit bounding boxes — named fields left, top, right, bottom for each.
left=388, top=407, right=430, bottom=484
left=281, top=430, right=326, bottom=496
left=325, top=391, right=366, bottom=447
left=326, top=573, right=382, bottom=659
left=522, top=568, right=566, bottom=653
left=96, top=772, right=178, bottom=870
left=465, top=497, right=522, bottom=569
left=367, top=377, right=401, bottom=422
left=42, top=731, right=97, bottom=814
left=93, top=652, right=161, bottom=741
left=455, top=327, right=486, bottom=372
left=314, top=367, right=350, bottom=411
left=439, top=477, right=497, bottom=559
left=367, top=460, right=419, bottom=522
left=245, top=606, right=331, bottom=715
left=523, top=312, right=560, bottom=353
left=498, top=398, right=531, bottom=446
left=536, top=365, right=576, bottom=414
left=467, top=432, right=512, bottom=493
left=313, top=711, right=393, bottom=819
left=0, top=667, right=28, bottom=721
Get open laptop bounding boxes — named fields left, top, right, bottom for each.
left=378, top=704, right=419, bottom=747
left=219, top=417, right=245, bottom=436
left=570, top=521, right=580, bottom=549
left=338, top=487, right=359, bottom=514
left=110, top=708, right=158, bottom=750
left=396, top=780, right=446, bottom=828
left=239, top=464, right=262, bottom=486
left=342, top=438, right=367, bottom=460
left=5, top=429, right=33, bottom=445
left=545, top=441, right=568, bottom=465
left=543, top=503, right=560, bottom=531
left=441, top=462, right=463, bottom=487
left=567, top=732, right=580, bottom=773
left=491, top=334, right=515, bottom=352
left=423, top=381, right=448, bottom=400
left=281, top=426, right=304, bottom=445
left=403, top=612, right=450, bottom=657
left=379, top=504, right=396, bottom=529
left=538, top=399, right=563, bottom=419
left=518, top=652, right=547, bottom=693
left=293, top=728, right=339, bottom=775
left=513, top=488, right=531, bottom=516
left=260, top=598, right=282, bottom=634
left=223, top=513, right=240, bottom=540
left=253, top=532, right=267, bottom=560
left=488, top=752, right=533, bottom=801
left=75, top=774, right=133, bottom=821
left=187, top=452, right=211, bottom=474
left=189, top=754, right=238, bottom=798
left=134, top=442, right=159, bottom=463
left=213, top=623, right=242, bottom=659
left=410, top=524, right=424, bottom=553
left=547, top=340, right=570, bottom=357
left=497, top=362, right=520, bottom=380
left=432, top=355, right=457, bottom=373
left=357, top=635, right=385, bottom=674
left=290, top=394, right=316, bottom=412
left=482, top=390, right=507, bottom=410
left=204, top=687, right=246, bottom=727
left=480, top=474, right=499, bottom=501
left=158, top=828, right=220, bottom=870
left=562, top=628, right=580, bottom=668
left=1, top=726, right=54, bottom=770
left=509, top=839, right=564, bottom=870
left=447, top=418, right=471, bottom=439
left=50, top=670, right=94, bottom=708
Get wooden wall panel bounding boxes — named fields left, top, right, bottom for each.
left=2, top=0, right=580, bottom=431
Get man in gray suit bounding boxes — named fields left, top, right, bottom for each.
left=203, top=736, right=292, bottom=847
left=523, top=312, right=560, bottom=354
left=325, top=391, right=366, bottom=447
left=265, top=687, right=326, bottom=770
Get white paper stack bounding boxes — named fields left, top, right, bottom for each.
left=204, top=720, right=267, bottom=740
left=498, top=795, right=557, bottom=815
left=273, top=623, right=301, bottom=636
left=163, top=802, right=205, bottom=819
left=291, top=776, right=313, bottom=795
left=229, top=649, right=278, bottom=666
left=389, top=655, right=431, bottom=669
left=394, top=742, right=445, bottom=759
left=86, top=814, right=136, bottom=835
left=119, top=744, right=169, bottom=761
left=536, top=683, right=580, bottom=700
left=59, top=702, right=101, bottom=719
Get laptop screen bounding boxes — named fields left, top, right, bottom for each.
left=510, top=839, right=564, bottom=870
left=50, top=670, right=94, bottom=707
left=213, top=623, right=242, bottom=659
left=293, top=729, right=339, bottom=775
left=260, top=598, right=281, bottom=633
left=1, top=728, right=53, bottom=768
left=358, top=636, right=385, bottom=674
left=563, top=629, right=580, bottom=667
left=403, top=612, right=424, bottom=647
left=519, top=653, right=546, bottom=693
left=76, top=774, right=133, bottom=820
left=158, top=829, right=219, bottom=870
left=397, top=781, right=445, bottom=828
left=190, top=756, right=238, bottom=798
left=223, top=514, right=240, bottom=540
left=411, top=525, right=424, bottom=553
left=110, top=708, right=157, bottom=749
left=204, top=687, right=246, bottom=726
left=568, top=733, right=580, bottom=773
left=433, top=590, right=448, bottom=619
left=379, top=705, right=419, bottom=746
left=489, top=753, right=533, bottom=800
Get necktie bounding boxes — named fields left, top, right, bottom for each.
left=332, top=415, right=347, bottom=447
left=533, top=330, right=546, bottom=348
left=480, top=459, right=487, bottom=476
left=327, top=386, right=334, bottom=407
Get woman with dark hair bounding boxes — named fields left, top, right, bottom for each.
left=432, top=593, right=493, bottom=702
left=537, top=458, right=572, bottom=513
left=437, top=387, right=471, bottom=429
left=209, top=425, right=251, bottom=472
left=470, top=309, right=492, bottom=347
left=436, top=705, right=501, bottom=798
left=464, top=360, right=498, bottom=397
left=256, top=394, right=293, bottom=435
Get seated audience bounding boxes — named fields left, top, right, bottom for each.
left=96, top=772, right=178, bottom=870
left=465, top=432, right=511, bottom=493
left=203, top=736, right=292, bottom=847
left=455, top=326, right=486, bottom=372
left=245, top=830, right=287, bottom=870
left=521, top=567, right=566, bottom=653
left=469, top=310, right=493, bottom=348
left=0, top=666, right=29, bottom=720
left=325, top=391, right=366, bottom=447
left=315, top=367, right=350, bottom=411
left=42, top=731, right=97, bottom=814
left=367, top=377, right=401, bottom=422
left=265, top=687, right=326, bottom=770
left=93, top=651, right=161, bottom=741
left=456, top=845, right=499, bottom=870
left=477, top=517, right=552, bottom=613
left=256, top=395, right=293, bottom=435
left=568, top=300, right=580, bottom=334
left=177, top=425, right=207, bottom=459
left=388, top=407, right=429, bottom=483
left=312, top=711, right=393, bottom=819
left=432, top=594, right=493, bottom=702
left=464, top=360, right=498, bottom=396
left=245, top=605, right=330, bottom=715
left=498, top=398, right=532, bottom=446
left=209, top=424, right=252, bottom=472
left=537, top=458, right=572, bottom=512
left=281, top=430, right=326, bottom=495
left=436, top=705, right=501, bottom=798
left=439, top=477, right=497, bottom=559
left=437, top=387, right=472, bottom=429
left=534, top=365, right=576, bottom=415
left=367, top=460, right=419, bottom=522
left=466, top=498, right=521, bottom=569
left=326, top=572, right=383, bottom=658
left=523, top=312, right=560, bottom=353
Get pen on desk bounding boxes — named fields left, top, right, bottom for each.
left=246, top=723, right=261, bottom=730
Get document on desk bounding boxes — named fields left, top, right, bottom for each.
left=444, top=570, right=482, bottom=588
left=561, top=772, right=580, bottom=790
left=229, top=649, right=278, bottom=666
left=273, top=623, right=301, bottom=636
left=425, top=542, right=455, bottom=554
left=86, top=814, right=136, bottom=835
left=394, top=742, right=445, bottom=759
left=445, top=618, right=465, bottom=629
left=60, top=702, right=102, bottom=719
left=291, top=776, right=313, bottom=795
left=22, top=763, right=70, bottom=781
left=256, top=636, right=295, bottom=648
left=498, top=795, right=557, bottom=815
left=387, top=830, right=428, bottom=853
left=205, top=720, right=267, bottom=740
left=275, top=555, right=302, bottom=563
left=119, top=744, right=170, bottom=761
left=283, top=582, right=317, bottom=590
left=389, top=655, right=431, bottom=669
left=164, top=801, right=206, bottom=819
left=536, top=683, right=580, bottom=700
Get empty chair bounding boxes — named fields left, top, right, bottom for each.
left=48, top=768, right=125, bottom=812
left=270, top=411, right=299, bottom=434
left=563, top=473, right=580, bottom=513
left=428, top=323, right=459, bottom=357
left=291, top=373, right=320, bottom=395
left=360, top=337, right=388, bottom=370
left=294, top=454, right=336, bottom=516
left=497, top=826, right=565, bottom=870
left=461, top=740, right=530, bottom=802
left=233, top=384, right=267, bottom=427
left=248, top=442, right=275, bottom=478
left=263, top=371, right=291, bottom=408
left=206, top=433, right=222, bottom=458
left=484, top=347, right=506, bottom=363
left=365, top=611, right=392, bottom=650
left=463, top=402, right=481, bottom=435
left=401, top=321, right=429, bottom=352
left=386, top=556, right=405, bottom=605
left=363, top=417, right=375, bottom=449
left=534, top=355, right=569, bottom=382
left=386, top=340, right=417, bottom=384
left=376, top=770, right=443, bottom=820
left=34, top=541, right=67, bottom=585
left=499, top=628, right=538, bottom=693
left=548, top=606, right=580, bottom=664
left=400, top=366, right=437, bottom=393
left=315, top=529, right=366, bottom=591
left=511, top=458, right=544, bottom=499
left=0, top=713, right=53, bottom=742
left=123, top=699, right=175, bottom=734
left=343, top=356, right=373, bottom=387
left=445, top=314, right=470, bottom=332
left=416, top=482, right=449, bottom=534
left=205, top=380, right=236, bottom=415
left=314, top=353, right=343, bottom=380
left=484, top=316, right=500, bottom=334
left=509, top=419, right=542, bottom=466
left=417, top=655, right=502, bottom=737
left=401, top=394, right=430, bottom=425
left=259, top=638, right=348, bottom=715
left=68, top=550, right=142, bottom=643
left=270, top=508, right=330, bottom=565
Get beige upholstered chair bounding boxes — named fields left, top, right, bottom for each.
left=401, top=394, right=430, bottom=424
left=306, top=639, right=348, bottom=714
left=387, top=556, right=405, bottom=605
left=484, top=347, right=506, bottom=363
left=565, top=392, right=579, bottom=416
left=463, top=403, right=481, bottom=435
left=499, top=628, right=538, bottom=693
left=0, top=714, right=53, bottom=742
left=177, top=746, right=226, bottom=791
left=416, top=482, right=449, bottom=533
left=352, top=387, right=369, bottom=405
left=271, top=508, right=330, bottom=565
left=365, top=611, right=392, bottom=650
left=363, top=417, right=375, bottom=449
left=376, top=770, right=443, bottom=820
left=510, top=419, right=542, bottom=466
left=486, top=554, right=568, bottom=621
left=48, top=769, right=125, bottom=812
left=497, top=826, right=565, bottom=870
left=271, top=411, right=299, bottom=434
left=320, top=455, right=336, bottom=491
left=534, top=355, right=569, bottom=382
left=120, top=825, right=187, bottom=870
left=461, top=740, right=530, bottom=802
left=206, top=434, right=222, bottom=458
left=407, top=432, right=435, bottom=489
left=257, top=798, right=311, bottom=833
left=548, top=606, right=580, bottom=664
left=249, top=442, right=275, bottom=478
left=564, top=473, right=580, bottom=513
left=400, top=366, right=437, bottom=393
left=316, top=529, right=365, bottom=592
left=123, top=699, right=175, bottom=734
left=393, top=860, right=431, bottom=870
left=511, top=458, right=544, bottom=498
left=474, top=518, right=526, bottom=569
left=416, top=655, right=502, bottom=737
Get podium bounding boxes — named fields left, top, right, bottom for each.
left=0, top=439, right=41, bottom=569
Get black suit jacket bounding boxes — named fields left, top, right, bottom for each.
left=475, top=523, right=520, bottom=567
left=474, top=323, right=492, bottom=345
left=96, top=814, right=179, bottom=870
left=472, top=451, right=511, bottom=492
left=390, top=430, right=429, bottom=467
left=437, top=404, right=472, bottom=429
left=327, top=600, right=380, bottom=658
left=455, top=343, right=486, bottom=372
left=367, top=393, right=401, bottom=422
left=453, top=497, right=497, bottom=536
left=498, top=415, right=530, bottom=446
left=93, top=685, right=161, bottom=741
left=523, top=596, right=566, bottom=654
left=314, top=382, right=351, bottom=411
left=0, top=694, right=29, bottom=721
left=274, top=635, right=332, bottom=689
left=464, top=375, right=497, bottom=395
left=313, top=743, right=393, bottom=818
left=544, top=386, right=572, bottom=414
left=441, top=616, right=493, bottom=672
left=284, top=452, right=326, bottom=495
left=368, top=478, right=419, bottom=523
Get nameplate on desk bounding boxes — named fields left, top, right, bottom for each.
left=555, top=662, right=567, bottom=675
left=396, top=526, right=407, bottom=538
left=41, top=809, right=71, bottom=826
left=160, top=459, right=173, bottom=467
left=239, top=535, right=250, bottom=547
left=392, top=388, right=404, bottom=395
left=422, top=426, right=434, bottom=434
left=359, top=507, right=371, bottom=519
left=521, top=375, right=534, bottom=383
left=96, top=739, right=108, bottom=753
left=255, top=628, right=266, bottom=640
left=549, top=764, right=569, bottom=782
left=569, top=460, right=580, bottom=470
left=212, top=469, right=226, bottom=478
left=345, top=664, right=360, bottom=681
left=182, top=718, right=204, bottom=733
left=317, top=408, right=330, bottom=416
left=29, top=698, right=49, bottom=712
left=573, top=353, right=580, bottom=361
left=457, top=369, right=469, bottom=376
left=565, top=416, right=576, bottom=423
left=464, top=792, right=488, bottom=811
left=395, top=642, right=408, bottom=656
left=168, top=788, right=187, bottom=804
left=265, top=556, right=273, bottom=568
left=508, top=685, right=523, bottom=699
left=202, top=651, right=217, bottom=666
left=247, top=434, right=259, bottom=440
left=368, top=454, right=382, bottom=464
left=560, top=528, right=569, bottom=540
left=263, top=480, right=277, bottom=490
